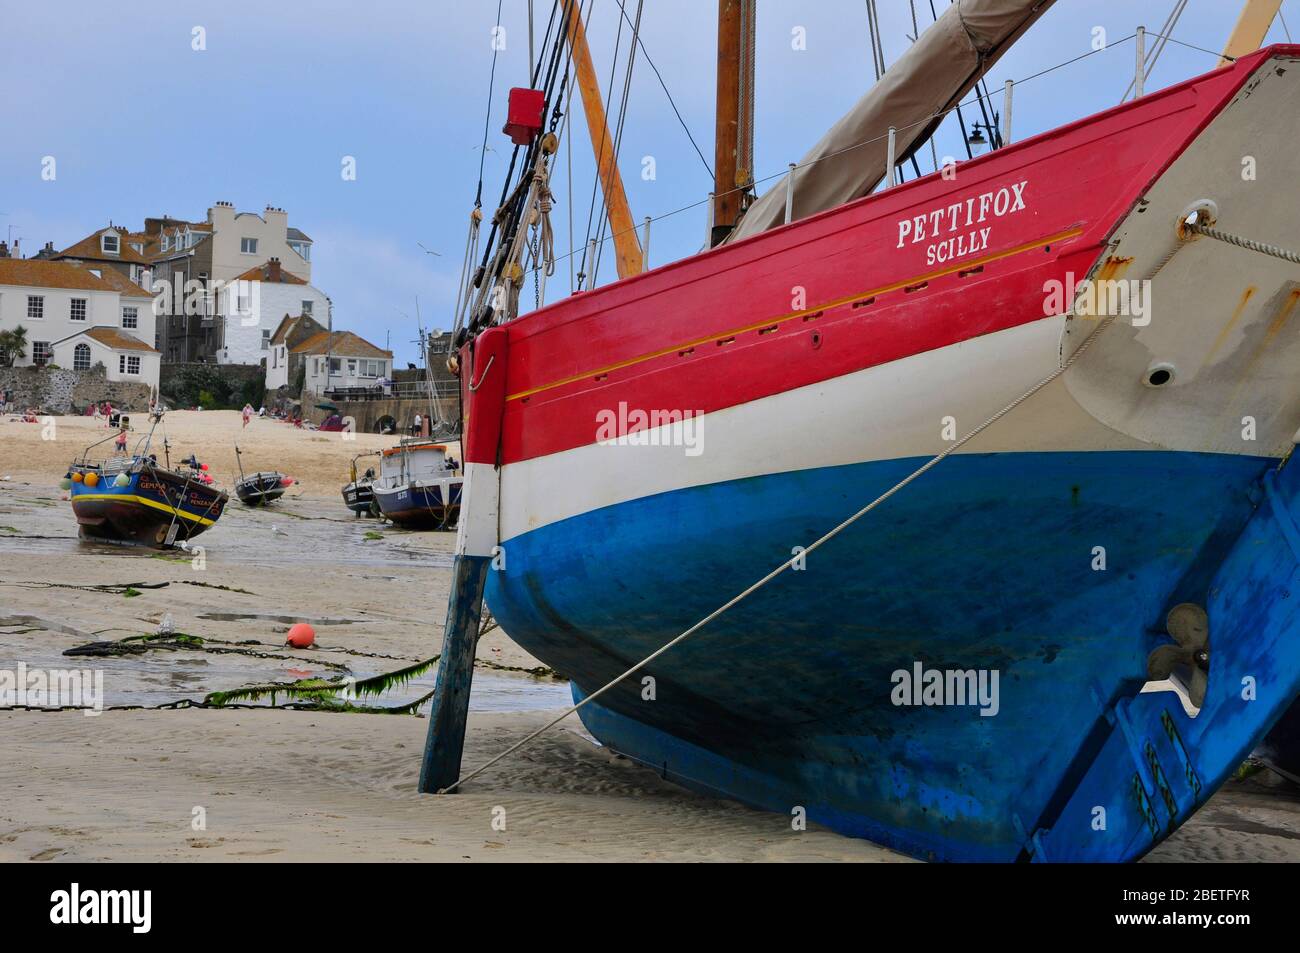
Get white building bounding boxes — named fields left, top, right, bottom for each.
left=264, top=312, right=326, bottom=391
left=214, top=258, right=329, bottom=366
left=294, top=330, right=392, bottom=396
left=0, top=257, right=160, bottom=387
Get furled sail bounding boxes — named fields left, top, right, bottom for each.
left=727, top=0, right=1055, bottom=242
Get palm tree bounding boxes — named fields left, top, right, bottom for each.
left=0, top=325, right=28, bottom=367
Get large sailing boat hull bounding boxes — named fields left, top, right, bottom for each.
left=467, top=48, right=1300, bottom=861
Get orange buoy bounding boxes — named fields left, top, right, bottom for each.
left=83, top=471, right=100, bottom=488
left=285, top=623, right=316, bottom=648
left=71, top=471, right=84, bottom=483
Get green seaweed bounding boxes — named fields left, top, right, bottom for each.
left=205, top=655, right=440, bottom=708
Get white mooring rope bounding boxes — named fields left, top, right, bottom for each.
left=1186, top=222, right=1300, bottom=266
left=441, top=234, right=1217, bottom=793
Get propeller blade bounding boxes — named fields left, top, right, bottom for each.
left=1146, top=643, right=1189, bottom=681
left=1166, top=603, right=1209, bottom=652
left=1188, top=665, right=1209, bottom=709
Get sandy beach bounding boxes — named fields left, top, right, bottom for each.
left=3, top=411, right=1300, bottom=862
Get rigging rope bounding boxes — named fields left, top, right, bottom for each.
left=593, top=0, right=644, bottom=283
left=581, top=0, right=625, bottom=289
left=474, top=0, right=507, bottom=210
left=1120, top=0, right=1188, bottom=103
left=441, top=240, right=1193, bottom=793
left=613, top=0, right=713, bottom=180
left=1186, top=222, right=1300, bottom=265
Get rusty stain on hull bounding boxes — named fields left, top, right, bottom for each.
left=1204, top=286, right=1258, bottom=365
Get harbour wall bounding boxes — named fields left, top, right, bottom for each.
left=0, top=365, right=153, bottom=414
left=304, top=396, right=460, bottom=434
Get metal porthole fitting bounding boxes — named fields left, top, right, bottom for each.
left=1177, top=199, right=1218, bottom=241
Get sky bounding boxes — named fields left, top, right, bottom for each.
left=1, top=0, right=1294, bottom=364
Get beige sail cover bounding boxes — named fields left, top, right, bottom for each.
left=728, top=0, right=1055, bottom=242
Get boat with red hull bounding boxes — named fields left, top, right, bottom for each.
left=422, top=3, right=1300, bottom=863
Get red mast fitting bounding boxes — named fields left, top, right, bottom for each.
left=503, top=87, right=546, bottom=145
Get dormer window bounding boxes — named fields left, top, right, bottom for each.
left=101, top=233, right=119, bottom=255
left=161, top=234, right=170, bottom=252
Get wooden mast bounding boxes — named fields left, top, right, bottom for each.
left=712, top=0, right=743, bottom=246
left=562, top=0, right=643, bottom=279
left=1220, top=0, right=1284, bottom=65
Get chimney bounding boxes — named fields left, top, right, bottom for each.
left=0, top=241, right=9, bottom=258
left=34, top=241, right=56, bottom=260
left=264, top=205, right=288, bottom=233
left=208, top=201, right=236, bottom=230
left=267, top=257, right=282, bottom=282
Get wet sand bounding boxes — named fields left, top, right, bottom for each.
left=3, top=413, right=1300, bottom=861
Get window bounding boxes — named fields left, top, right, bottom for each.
left=289, top=241, right=311, bottom=261
left=118, top=354, right=141, bottom=375
left=359, top=359, right=385, bottom=377
left=301, top=300, right=312, bottom=314
left=161, top=234, right=170, bottom=252
left=130, top=264, right=142, bottom=283
left=329, top=358, right=341, bottom=372
left=32, top=341, right=52, bottom=366
left=73, top=343, right=91, bottom=370
left=240, top=237, right=258, bottom=254
left=27, top=295, right=44, bottom=319
left=70, top=298, right=87, bottom=321
left=121, top=306, right=138, bottom=329
left=261, top=329, right=270, bottom=350
left=101, top=233, right=119, bottom=254
left=346, top=358, right=357, bottom=376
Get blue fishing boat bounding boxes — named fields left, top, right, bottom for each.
left=372, top=440, right=463, bottom=529
left=67, top=412, right=228, bottom=548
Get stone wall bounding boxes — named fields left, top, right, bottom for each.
left=159, top=362, right=265, bottom=410
left=304, top=395, right=460, bottom=434
left=0, top=364, right=152, bottom=414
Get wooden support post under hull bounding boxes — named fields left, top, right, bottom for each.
left=418, top=553, right=491, bottom=793
left=562, top=0, right=643, bottom=279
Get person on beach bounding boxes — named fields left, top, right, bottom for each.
left=242, top=403, right=254, bottom=428
left=115, top=425, right=129, bottom=453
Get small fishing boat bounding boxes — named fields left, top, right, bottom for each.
left=233, top=445, right=291, bottom=507
left=342, top=452, right=380, bottom=517
left=67, top=412, right=228, bottom=548
left=372, top=439, right=462, bottom=529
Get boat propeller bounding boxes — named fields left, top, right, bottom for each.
left=1145, top=603, right=1210, bottom=708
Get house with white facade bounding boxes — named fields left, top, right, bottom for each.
left=215, top=258, right=329, bottom=366
left=0, top=257, right=160, bottom=387
left=293, top=330, right=392, bottom=397
left=265, top=312, right=326, bottom=391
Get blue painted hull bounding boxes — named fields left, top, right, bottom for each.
left=374, top=481, right=462, bottom=528
left=486, top=450, right=1300, bottom=861
left=69, top=464, right=228, bottom=548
